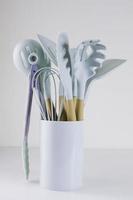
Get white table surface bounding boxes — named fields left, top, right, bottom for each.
left=0, top=148, right=133, bottom=200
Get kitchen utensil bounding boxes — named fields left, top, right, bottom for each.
left=37, top=34, right=78, bottom=120
left=57, top=33, right=76, bottom=121
left=32, top=67, right=64, bottom=121
left=84, top=59, right=126, bottom=101
left=13, top=39, right=50, bottom=179
left=37, top=34, right=57, bottom=66
left=13, top=39, right=50, bottom=75
left=74, top=40, right=106, bottom=120
left=38, top=35, right=69, bottom=120
left=37, top=34, right=76, bottom=68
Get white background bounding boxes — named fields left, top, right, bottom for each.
left=0, top=0, right=133, bottom=148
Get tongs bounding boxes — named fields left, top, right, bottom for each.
left=57, top=33, right=76, bottom=121
left=13, top=39, right=50, bottom=179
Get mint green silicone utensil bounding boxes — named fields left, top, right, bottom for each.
left=84, top=59, right=126, bottom=100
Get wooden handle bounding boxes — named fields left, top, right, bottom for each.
left=65, top=100, right=76, bottom=121
left=59, top=96, right=67, bottom=121
left=75, top=98, right=84, bottom=121
left=73, top=96, right=77, bottom=108
left=59, top=97, right=83, bottom=121
left=46, top=98, right=58, bottom=120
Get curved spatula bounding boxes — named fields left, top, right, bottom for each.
left=84, top=59, right=126, bottom=101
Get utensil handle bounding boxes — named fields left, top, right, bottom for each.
left=46, top=98, right=58, bottom=121
left=77, top=81, right=86, bottom=100
left=75, top=99, right=84, bottom=121
left=59, top=96, right=67, bottom=121
left=65, top=100, right=76, bottom=121
left=23, top=73, right=33, bottom=179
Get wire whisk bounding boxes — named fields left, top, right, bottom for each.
left=32, top=67, right=65, bottom=121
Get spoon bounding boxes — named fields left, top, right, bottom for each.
left=74, top=40, right=106, bottom=120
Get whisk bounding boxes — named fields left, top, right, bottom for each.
left=32, top=67, right=65, bottom=121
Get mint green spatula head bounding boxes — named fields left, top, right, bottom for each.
left=95, top=59, right=126, bottom=78
left=37, top=34, right=57, bottom=66
left=84, top=59, right=126, bottom=100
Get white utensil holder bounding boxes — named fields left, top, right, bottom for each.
left=40, top=120, right=84, bottom=191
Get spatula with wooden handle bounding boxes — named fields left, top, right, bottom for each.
left=74, top=40, right=106, bottom=120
